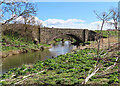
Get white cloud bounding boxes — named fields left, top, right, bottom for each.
left=43, top=18, right=98, bottom=30
left=13, top=16, right=115, bottom=30
left=44, top=19, right=115, bottom=30
left=90, top=20, right=115, bottom=30
left=91, top=21, right=102, bottom=25
left=15, top=16, right=24, bottom=23
left=44, top=19, right=84, bottom=26
left=65, top=19, right=85, bottom=23
left=13, top=15, right=45, bottom=26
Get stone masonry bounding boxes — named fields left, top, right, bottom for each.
left=40, top=27, right=97, bottom=44
left=2, top=24, right=97, bottom=44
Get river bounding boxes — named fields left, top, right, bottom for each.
left=1, top=41, right=76, bottom=75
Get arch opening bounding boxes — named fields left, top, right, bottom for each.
left=47, top=34, right=83, bottom=45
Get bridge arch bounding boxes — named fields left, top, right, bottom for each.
left=47, top=33, right=83, bottom=44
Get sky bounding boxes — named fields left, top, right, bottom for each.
left=33, top=2, right=118, bottom=30
left=1, top=0, right=119, bottom=30
left=29, top=0, right=120, bottom=2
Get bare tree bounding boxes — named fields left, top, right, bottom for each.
left=94, top=11, right=112, bottom=61
left=82, top=11, right=113, bottom=84
left=0, top=0, right=37, bottom=25
left=111, top=8, right=118, bottom=30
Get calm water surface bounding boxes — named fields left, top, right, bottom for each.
left=1, top=41, right=76, bottom=74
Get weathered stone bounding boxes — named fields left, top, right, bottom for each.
left=10, top=50, right=20, bottom=55
left=40, top=28, right=97, bottom=44
left=40, top=46, right=44, bottom=51
left=33, top=38, right=39, bottom=44
left=31, top=48, right=39, bottom=52
left=2, top=24, right=97, bottom=44
left=22, top=48, right=28, bottom=53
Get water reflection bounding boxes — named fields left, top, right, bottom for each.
left=49, top=41, right=76, bottom=57
left=1, top=41, right=76, bottom=74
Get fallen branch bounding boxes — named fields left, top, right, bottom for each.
left=104, top=57, right=119, bottom=72
left=15, top=70, right=45, bottom=84
left=0, top=68, right=28, bottom=82
left=82, top=68, right=99, bottom=84
left=96, top=71, right=120, bottom=78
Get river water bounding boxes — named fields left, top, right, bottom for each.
left=1, top=41, right=76, bottom=75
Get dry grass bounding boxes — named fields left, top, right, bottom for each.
left=78, top=36, right=118, bottom=50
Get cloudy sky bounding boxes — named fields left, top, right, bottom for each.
left=2, top=0, right=119, bottom=30
left=33, top=2, right=117, bottom=30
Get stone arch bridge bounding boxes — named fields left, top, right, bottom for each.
left=2, top=25, right=98, bottom=44
left=40, top=27, right=97, bottom=44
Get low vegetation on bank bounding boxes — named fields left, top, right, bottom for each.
left=0, top=48, right=119, bottom=85
left=2, top=34, right=49, bottom=51
left=95, top=30, right=118, bottom=37
left=1, top=30, right=119, bottom=85
left=1, top=33, right=50, bottom=58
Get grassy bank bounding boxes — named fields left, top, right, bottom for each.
left=95, top=30, right=118, bottom=37
left=0, top=48, right=119, bottom=85
left=1, top=32, right=50, bottom=58
left=1, top=33, right=50, bottom=55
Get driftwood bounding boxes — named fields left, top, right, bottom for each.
left=93, top=56, right=119, bottom=79
left=104, top=56, right=119, bottom=72
left=15, top=70, right=45, bottom=84
left=2, top=44, right=25, bottom=47
left=96, top=71, right=120, bottom=78
left=0, top=68, right=28, bottom=82
left=82, top=68, right=99, bottom=84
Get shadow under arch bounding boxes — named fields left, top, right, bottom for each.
left=47, top=34, right=83, bottom=45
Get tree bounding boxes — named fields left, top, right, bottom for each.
left=94, top=10, right=112, bottom=61
left=82, top=10, right=113, bottom=85
left=111, top=8, right=118, bottom=30
left=0, top=0, right=37, bottom=25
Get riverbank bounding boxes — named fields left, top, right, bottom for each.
left=0, top=46, right=119, bottom=85
left=1, top=40, right=77, bottom=75
left=1, top=30, right=118, bottom=58
left=1, top=30, right=119, bottom=85
left=1, top=46, right=51, bottom=58
left=1, top=34, right=51, bottom=58
left=1, top=35, right=120, bottom=85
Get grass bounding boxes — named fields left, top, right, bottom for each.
left=0, top=48, right=119, bottom=85
left=1, top=34, right=50, bottom=52
left=95, top=30, right=118, bottom=37
left=1, top=29, right=119, bottom=85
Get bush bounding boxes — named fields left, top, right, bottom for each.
left=1, top=81, right=7, bottom=84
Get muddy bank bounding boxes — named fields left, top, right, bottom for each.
left=1, top=46, right=52, bottom=58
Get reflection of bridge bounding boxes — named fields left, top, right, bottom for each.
left=40, top=27, right=97, bottom=44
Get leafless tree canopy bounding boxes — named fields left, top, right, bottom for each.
left=94, top=10, right=112, bottom=68
left=105, top=8, right=118, bottom=30
left=0, top=0, right=37, bottom=25
left=111, top=8, right=118, bottom=30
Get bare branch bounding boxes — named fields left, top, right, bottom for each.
left=104, top=10, right=112, bottom=20
left=110, top=8, right=118, bottom=30
left=1, top=0, right=37, bottom=25
left=94, top=11, right=103, bottom=20
left=82, top=68, right=99, bottom=84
